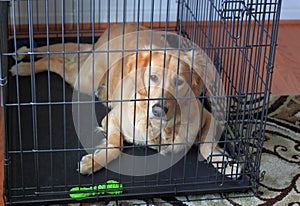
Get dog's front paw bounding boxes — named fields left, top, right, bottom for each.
left=223, top=159, right=243, bottom=179
left=10, top=62, right=30, bottom=76
left=95, top=126, right=106, bottom=134
left=204, top=154, right=243, bottom=180
left=78, top=152, right=102, bottom=175
left=78, top=154, right=94, bottom=175
left=10, top=64, right=18, bottom=76
left=13, top=46, right=30, bottom=61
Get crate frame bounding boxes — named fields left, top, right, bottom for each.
left=0, top=0, right=282, bottom=205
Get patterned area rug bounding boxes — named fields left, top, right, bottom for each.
left=57, top=95, right=300, bottom=206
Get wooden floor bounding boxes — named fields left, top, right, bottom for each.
left=0, top=21, right=300, bottom=205
left=272, top=22, right=300, bottom=94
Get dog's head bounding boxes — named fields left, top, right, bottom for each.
left=126, top=49, right=205, bottom=122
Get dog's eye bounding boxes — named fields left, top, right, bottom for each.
left=150, top=74, right=159, bottom=83
left=175, top=78, right=184, bottom=86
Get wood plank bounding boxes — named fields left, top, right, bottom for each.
left=272, top=24, right=300, bottom=94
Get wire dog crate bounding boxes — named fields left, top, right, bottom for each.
left=0, top=0, right=281, bottom=205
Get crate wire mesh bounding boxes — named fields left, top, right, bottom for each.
left=0, top=0, right=281, bottom=204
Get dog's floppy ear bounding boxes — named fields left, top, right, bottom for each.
left=181, top=50, right=207, bottom=96
left=186, top=49, right=219, bottom=97
left=191, top=67, right=204, bottom=96
left=126, top=52, right=151, bottom=96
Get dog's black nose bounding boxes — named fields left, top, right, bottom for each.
left=152, top=103, right=168, bottom=118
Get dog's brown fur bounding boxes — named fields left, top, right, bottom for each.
left=11, top=23, right=241, bottom=178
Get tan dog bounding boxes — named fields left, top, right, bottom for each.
left=11, top=23, right=241, bottom=178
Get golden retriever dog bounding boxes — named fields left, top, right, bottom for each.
left=11, top=23, right=241, bottom=178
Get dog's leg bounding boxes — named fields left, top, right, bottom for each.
left=79, top=115, right=123, bottom=175
left=10, top=55, right=79, bottom=86
left=10, top=43, right=91, bottom=85
left=10, top=56, right=51, bottom=76
left=199, top=109, right=242, bottom=179
left=12, top=43, right=90, bottom=62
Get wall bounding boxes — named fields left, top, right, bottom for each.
left=12, top=0, right=178, bottom=25
left=281, top=0, right=300, bottom=20
left=10, top=0, right=300, bottom=26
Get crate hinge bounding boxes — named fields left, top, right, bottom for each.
left=0, top=76, right=7, bottom=87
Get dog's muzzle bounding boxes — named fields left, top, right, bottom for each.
left=151, top=103, right=169, bottom=119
